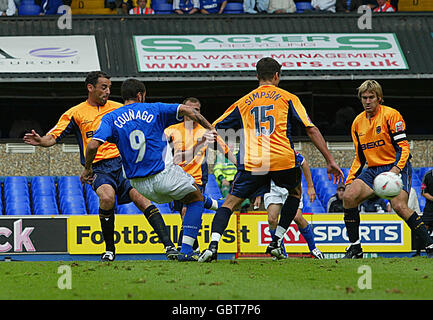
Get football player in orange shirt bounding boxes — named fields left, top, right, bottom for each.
left=199, top=57, right=343, bottom=262
left=342, top=80, right=433, bottom=258
left=23, top=71, right=178, bottom=261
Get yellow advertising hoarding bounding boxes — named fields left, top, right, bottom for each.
left=67, top=213, right=412, bottom=255
left=67, top=214, right=237, bottom=254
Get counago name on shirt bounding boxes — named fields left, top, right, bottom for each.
left=113, top=108, right=155, bottom=128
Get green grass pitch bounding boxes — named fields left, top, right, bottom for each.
left=2, top=257, right=433, bottom=300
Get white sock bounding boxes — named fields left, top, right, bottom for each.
left=182, top=235, right=195, bottom=246
left=275, top=226, right=286, bottom=246
left=211, top=232, right=222, bottom=243
left=210, top=199, right=219, bottom=211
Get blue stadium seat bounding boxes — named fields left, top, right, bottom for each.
left=84, top=184, right=99, bottom=214
left=18, top=3, right=42, bottom=15
left=295, top=1, right=313, bottom=12
left=59, top=183, right=87, bottom=215
left=155, top=202, right=172, bottom=213
left=31, top=176, right=56, bottom=196
left=31, top=176, right=58, bottom=214
left=419, top=196, right=426, bottom=212
left=205, top=174, right=223, bottom=200
left=302, top=204, right=312, bottom=213
left=152, top=2, right=173, bottom=14
left=33, top=195, right=59, bottom=215
left=117, top=202, right=141, bottom=214
left=417, top=167, right=433, bottom=181
left=310, top=168, right=328, bottom=184
left=223, top=2, right=244, bottom=13
left=4, top=177, right=31, bottom=215
left=311, top=203, right=326, bottom=213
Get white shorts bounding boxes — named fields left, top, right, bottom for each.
left=263, top=180, right=303, bottom=210
left=130, top=163, right=196, bottom=204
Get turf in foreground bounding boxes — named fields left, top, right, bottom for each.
left=1, top=257, right=433, bottom=300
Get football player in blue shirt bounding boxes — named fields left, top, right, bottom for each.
left=81, top=78, right=218, bottom=261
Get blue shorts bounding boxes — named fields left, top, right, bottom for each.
left=91, top=157, right=133, bottom=205
left=230, top=167, right=302, bottom=199
left=356, top=162, right=412, bottom=194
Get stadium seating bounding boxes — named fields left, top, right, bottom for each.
left=84, top=183, right=99, bottom=215
left=4, top=177, right=31, bottom=215
left=18, top=1, right=42, bottom=15
left=152, top=0, right=173, bottom=14
left=295, top=1, right=313, bottom=12
left=1, top=170, right=431, bottom=215
left=117, top=202, right=142, bottom=214
left=58, top=176, right=87, bottom=215
left=223, top=2, right=244, bottom=13
left=31, top=176, right=58, bottom=215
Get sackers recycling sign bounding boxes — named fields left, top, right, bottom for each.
left=133, top=33, right=408, bottom=72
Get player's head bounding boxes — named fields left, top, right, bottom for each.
left=121, top=78, right=146, bottom=103
left=337, top=183, right=345, bottom=200
left=138, top=0, right=147, bottom=7
left=357, top=80, right=383, bottom=113
left=183, top=97, right=201, bottom=122
left=256, top=57, right=281, bottom=84
left=85, top=71, right=111, bottom=106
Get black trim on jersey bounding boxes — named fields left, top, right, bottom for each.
left=354, top=130, right=366, bottom=178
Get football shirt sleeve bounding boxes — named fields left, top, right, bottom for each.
left=158, top=103, right=183, bottom=128
left=387, top=110, right=410, bottom=171
left=289, top=96, right=315, bottom=128
left=46, top=108, right=76, bottom=142
left=92, top=115, right=114, bottom=144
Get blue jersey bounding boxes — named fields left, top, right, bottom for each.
left=93, top=102, right=182, bottom=179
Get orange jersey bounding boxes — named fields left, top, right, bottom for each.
left=47, top=100, right=122, bottom=165
left=346, top=104, right=411, bottom=185
left=213, top=85, right=314, bottom=172
left=165, top=122, right=230, bottom=185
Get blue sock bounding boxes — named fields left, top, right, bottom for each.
left=269, top=227, right=276, bottom=239
left=299, top=224, right=316, bottom=251
left=203, top=194, right=213, bottom=209
left=181, top=201, right=204, bottom=254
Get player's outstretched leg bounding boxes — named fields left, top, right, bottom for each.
left=198, top=207, right=233, bottom=262
left=299, top=224, right=324, bottom=259
left=177, top=200, right=204, bottom=262
left=203, top=194, right=224, bottom=211
left=342, top=207, right=363, bottom=259
left=99, top=207, right=116, bottom=262
left=266, top=196, right=299, bottom=260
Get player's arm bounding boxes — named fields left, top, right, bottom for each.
left=215, top=136, right=237, bottom=166
left=178, top=104, right=214, bottom=131
left=23, top=130, right=56, bottom=147
left=23, top=109, right=75, bottom=147
left=80, top=139, right=103, bottom=184
left=388, top=112, right=410, bottom=174
left=291, top=96, right=343, bottom=184
left=81, top=116, right=112, bottom=184
left=300, top=158, right=316, bottom=203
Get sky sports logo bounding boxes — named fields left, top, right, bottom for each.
left=259, top=221, right=403, bottom=246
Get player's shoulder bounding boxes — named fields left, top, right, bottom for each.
left=381, top=104, right=402, bottom=117
left=166, top=122, right=184, bottom=131
left=352, top=112, right=366, bottom=126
